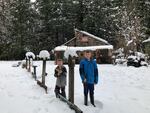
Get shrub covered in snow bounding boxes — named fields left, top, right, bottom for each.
left=127, top=53, right=148, bottom=67
left=113, top=48, right=125, bottom=58
left=26, top=52, right=35, bottom=59
left=39, top=50, right=50, bottom=60
left=114, top=58, right=127, bottom=65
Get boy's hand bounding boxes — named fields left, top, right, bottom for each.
left=82, top=78, right=87, bottom=84
left=55, top=69, right=62, bottom=77
left=58, top=70, right=62, bottom=76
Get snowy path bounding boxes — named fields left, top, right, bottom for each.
left=0, top=62, right=74, bottom=113
left=0, top=61, right=150, bottom=113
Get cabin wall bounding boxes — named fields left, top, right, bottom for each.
left=54, top=30, right=113, bottom=64
left=66, top=32, right=106, bottom=46
left=54, top=49, right=113, bottom=64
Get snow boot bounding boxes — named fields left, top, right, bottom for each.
left=84, top=95, right=88, bottom=106
left=90, top=94, right=96, bottom=107
left=60, top=87, right=66, bottom=98
left=61, top=91, right=66, bottom=98
left=54, top=86, right=60, bottom=98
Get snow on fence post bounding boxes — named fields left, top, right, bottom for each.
left=25, top=52, right=35, bottom=72
left=64, top=48, right=77, bottom=104
left=37, top=50, right=50, bottom=93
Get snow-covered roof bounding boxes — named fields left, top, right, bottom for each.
left=54, top=45, right=113, bottom=51
left=143, top=38, right=150, bottom=43
left=75, top=29, right=109, bottom=45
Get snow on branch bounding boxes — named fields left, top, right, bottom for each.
left=143, top=38, right=150, bottom=43
left=145, top=1, right=150, bottom=5
left=126, top=40, right=133, bottom=46
left=26, top=52, right=35, bottom=59
left=39, top=50, right=50, bottom=60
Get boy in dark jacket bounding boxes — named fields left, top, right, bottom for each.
left=54, top=59, right=67, bottom=98
left=79, top=50, right=99, bottom=107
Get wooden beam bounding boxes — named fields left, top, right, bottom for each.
left=58, top=94, right=83, bottom=113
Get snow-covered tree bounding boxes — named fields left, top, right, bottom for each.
left=0, top=0, right=13, bottom=59
left=8, top=0, right=37, bottom=59
left=111, top=0, right=147, bottom=56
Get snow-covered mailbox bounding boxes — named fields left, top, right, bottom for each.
left=25, top=52, right=35, bottom=72
left=54, top=29, right=113, bottom=64
left=37, top=50, right=50, bottom=93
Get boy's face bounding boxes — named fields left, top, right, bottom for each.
left=85, top=51, right=92, bottom=60
left=57, top=60, right=63, bottom=66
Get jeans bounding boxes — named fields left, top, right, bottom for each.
left=54, top=85, right=66, bottom=98
left=83, top=83, right=94, bottom=96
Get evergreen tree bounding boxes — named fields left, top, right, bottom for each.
left=8, top=0, right=36, bottom=59
left=0, top=0, right=150, bottom=60
left=0, top=0, right=12, bottom=60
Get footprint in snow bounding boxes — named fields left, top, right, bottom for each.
left=33, top=107, right=41, bottom=113
left=27, top=95, right=40, bottom=100
left=95, top=100, right=103, bottom=109
left=49, top=96, right=56, bottom=103
left=131, top=97, right=138, bottom=101
left=45, top=108, right=49, bottom=112
left=7, top=92, right=14, bottom=98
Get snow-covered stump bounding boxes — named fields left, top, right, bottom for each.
left=25, top=52, right=35, bottom=72
left=37, top=50, right=50, bottom=94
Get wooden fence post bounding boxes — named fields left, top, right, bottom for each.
left=28, top=58, right=31, bottom=72
left=68, top=55, right=75, bottom=104
left=42, top=59, right=46, bottom=85
left=32, top=65, right=37, bottom=80
left=25, top=57, right=28, bottom=69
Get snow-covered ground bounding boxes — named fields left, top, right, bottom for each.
left=0, top=61, right=150, bottom=113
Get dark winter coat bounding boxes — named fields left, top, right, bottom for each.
left=54, top=66, right=67, bottom=87
left=79, top=58, right=99, bottom=84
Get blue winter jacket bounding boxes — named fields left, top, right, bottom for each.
left=79, top=58, right=99, bottom=84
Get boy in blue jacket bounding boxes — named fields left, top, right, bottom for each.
left=79, top=50, right=98, bottom=107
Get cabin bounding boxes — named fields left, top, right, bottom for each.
left=54, top=29, right=113, bottom=64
